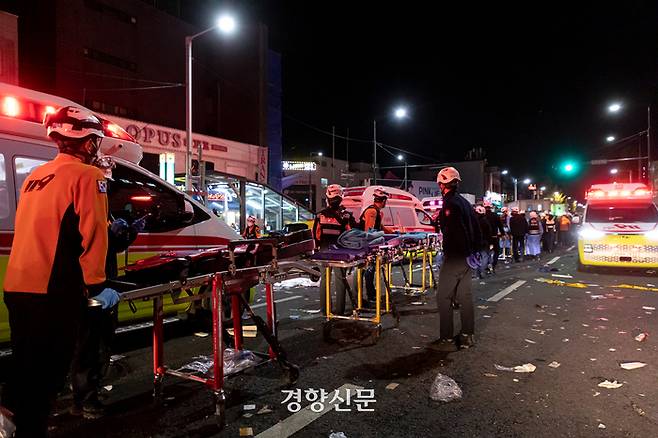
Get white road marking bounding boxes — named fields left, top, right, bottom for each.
left=487, top=280, right=527, bottom=302
left=251, top=295, right=303, bottom=309
left=255, top=383, right=363, bottom=438
left=547, top=256, right=560, bottom=265
left=567, top=245, right=575, bottom=252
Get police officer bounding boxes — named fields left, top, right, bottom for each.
left=3, top=106, right=120, bottom=437
left=242, top=215, right=261, bottom=239
left=433, top=167, right=481, bottom=351
left=312, top=184, right=356, bottom=315
left=359, top=187, right=393, bottom=306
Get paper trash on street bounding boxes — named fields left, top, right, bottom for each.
left=598, top=380, right=623, bottom=389
left=494, top=363, right=536, bottom=373
left=620, top=362, right=647, bottom=370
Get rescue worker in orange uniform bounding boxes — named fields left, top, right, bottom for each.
left=2, top=106, right=120, bottom=437
left=312, top=184, right=356, bottom=315
left=360, top=187, right=394, bottom=306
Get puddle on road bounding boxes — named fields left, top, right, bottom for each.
left=343, top=349, right=452, bottom=380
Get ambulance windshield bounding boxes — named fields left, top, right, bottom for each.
left=586, top=204, right=658, bottom=223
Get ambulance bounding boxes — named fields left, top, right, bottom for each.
left=341, top=186, right=435, bottom=232
left=0, top=82, right=240, bottom=343
left=578, top=183, right=658, bottom=271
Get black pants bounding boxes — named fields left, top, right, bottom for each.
left=4, top=292, right=85, bottom=438
left=437, top=256, right=474, bottom=339
left=365, top=263, right=376, bottom=301
left=71, top=304, right=118, bottom=407
left=490, top=238, right=500, bottom=268
left=512, top=235, right=525, bottom=261
left=543, top=231, right=555, bottom=253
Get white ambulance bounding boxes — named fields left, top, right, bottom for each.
left=578, top=183, right=658, bottom=271
left=0, top=82, right=240, bottom=343
left=341, top=186, right=435, bottom=232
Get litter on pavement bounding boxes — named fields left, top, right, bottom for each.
left=239, top=427, right=254, bottom=436
left=613, top=283, right=658, bottom=292
left=642, top=306, right=656, bottom=311
left=329, top=433, right=347, bottom=438
left=598, top=423, right=606, bottom=429
left=620, top=362, right=647, bottom=370
left=257, top=406, right=273, bottom=415
left=548, top=361, right=561, bottom=368
left=524, top=339, right=536, bottom=344
left=194, top=332, right=209, bottom=338
left=386, top=383, right=400, bottom=390
left=243, top=404, right=256, bottom=411
left=634, top=332, right=648, bottom=342
left=598, top=380, right=623, bottom=389
left=494, top=363, right=536, bottom=373
left=551, top=274, right=573, bottom=279
left=429, top=373, right=463, bottom=402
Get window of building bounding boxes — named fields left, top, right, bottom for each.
left=84, top=0, right=137, bottom=24
left=84, top=47, right=137, bottom=72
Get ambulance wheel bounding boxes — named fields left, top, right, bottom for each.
left=577, top=260, right=589, bottom=273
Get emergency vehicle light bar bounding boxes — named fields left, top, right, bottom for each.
left=585, top=187, right=652, bottom=200
left=0, top=94, right=137, bottom=144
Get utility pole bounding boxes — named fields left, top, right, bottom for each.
left=332, top=125, right=335, bottom=180
left=346, top=128, right=349, bottom=172
left=373, top=120, right=377, bottom=184
left=648, top=105, right=652, bottom=185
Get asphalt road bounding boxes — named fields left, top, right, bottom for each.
left=43, top=246, right=658, bottom=437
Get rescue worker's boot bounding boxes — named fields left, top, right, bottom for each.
left=459, top=334, right=475, bottom=349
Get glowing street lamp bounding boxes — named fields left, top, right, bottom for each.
left=608, top=102, right=622, bottom=113
left=606, top=135, right=615, bottom=142
left=394, top=107, right=408, bottom=119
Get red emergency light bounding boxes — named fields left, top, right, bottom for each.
left=585, top=184, right=652, bottom=201
left=131, top=195, right=153, bottom=202
left=99, top=118, right=136, bottom=142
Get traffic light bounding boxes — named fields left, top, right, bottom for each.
left=558, top=161, right=579, bottom=176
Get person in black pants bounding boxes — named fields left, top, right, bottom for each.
left=433, top=167, right=481, bottom=351
left=484, top=203, right=505, bottom=273
left=71, top=216, right=144, bottom=418
left=509, top=207, right=528, bottom=262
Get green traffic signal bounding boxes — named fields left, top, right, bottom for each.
left=564, top=163, right=574, bottom=172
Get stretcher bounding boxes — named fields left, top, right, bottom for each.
left=388, top=233, right=440, bottom=296
left=112, top=232, right=320, bottom=426
left=311, top=244, right=402, bottom=343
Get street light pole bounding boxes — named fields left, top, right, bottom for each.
left=184, top=15, right=236, bottom=196
left=373, top=120, right=377, bottom=184
left=648, top=105, right=652, bottom=185
left=514, top=178, right=518, bottom=202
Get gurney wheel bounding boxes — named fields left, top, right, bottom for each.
left=284, top=364, right=300, bottom=385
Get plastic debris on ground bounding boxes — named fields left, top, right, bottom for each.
left=386, top=383, right=400, bottom=390
left=484, top=373, right=498, bottom=377
left=551, top=274, right=573, bottom=279
left=620, top=362, right=646, bottom=370
left=240, top=427, right=254, bottom=436
left=524, top=339, right=536, bottom=344
left=633, top=330, right=648, bottom=342
left=176, top=349, right=260, bottom=376
left=429, top=373, right=463, bottom=402
left=276, top=277, right=319, bottom=289
left=642, top=306, right=656, bottom=311
left=257, top=406, right=273, bottom=415
left=598, top=423, right=606, bottom=429
left=329, top=433, right=348, bottom=438
left=548, top=361, right=561, bottom=368
left=103, top=385, right=113, bottom=391
left=194, top=332, right=209, bottom=338
left=243, top=404, right=256, bottom=411
left=598, top=380, right=623, bottom=389
left=110, top=354, right=126, bottom=363
left=494, top=363, right=536, bottom=373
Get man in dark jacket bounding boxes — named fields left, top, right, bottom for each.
left=433, top=167, right=481, bottom=351
left=484, top=203, right=505, bottom=273
left=509, top=207, right=528, bottom=262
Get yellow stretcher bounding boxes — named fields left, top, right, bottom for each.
left=388, top=233, right=440, bottom=296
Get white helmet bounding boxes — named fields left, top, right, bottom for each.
left=475, top=205, right=486, bottom=214
left=326, top=184, right=343, bottom=199
left=373, top=187, right=389, bottom=200
left=45, top=106, right=104, bottom=140
left=247, top=215, right=256, bottom=223
left=437, top=167, right=461, bottom=184
left=511, top=207, right=520, bottom=213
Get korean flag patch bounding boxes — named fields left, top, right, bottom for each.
left=97, top=180, right=107, bottom=193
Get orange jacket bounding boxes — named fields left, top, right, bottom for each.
left=4, top=154, right=109, bottom=296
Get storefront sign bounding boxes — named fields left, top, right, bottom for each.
left=283, top=161, right=317, bottom=171
left=407, top=180, right=441, bottom=199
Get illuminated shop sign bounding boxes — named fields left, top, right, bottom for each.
left=282, top=161, right=316, bottom=171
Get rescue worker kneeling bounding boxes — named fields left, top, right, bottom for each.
left=360, top=188, right=394, bottom=307
left=2, top=106, right=120, bottom=437
left=312, top=184, right=356, bottom=315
